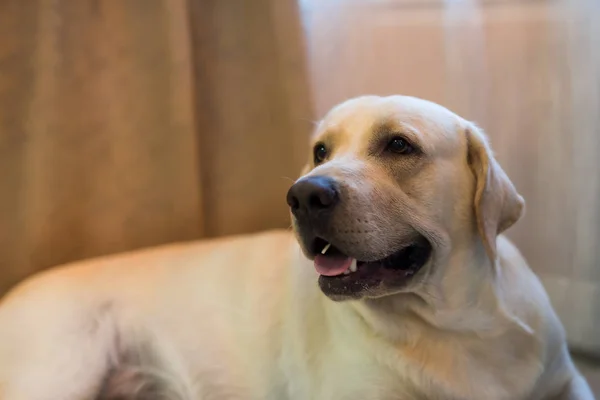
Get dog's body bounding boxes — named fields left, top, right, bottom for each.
left=0, top=96, right=593, bottom=399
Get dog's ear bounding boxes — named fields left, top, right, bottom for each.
left=466, top=123, right=525, bottom=263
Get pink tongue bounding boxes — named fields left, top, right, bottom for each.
left=314, top=254, right=353, bottom=276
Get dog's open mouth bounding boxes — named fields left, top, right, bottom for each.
left=311, top=236, right=432, bottom=299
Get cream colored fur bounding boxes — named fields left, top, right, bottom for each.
left=0, top=96, right=593, bottom=399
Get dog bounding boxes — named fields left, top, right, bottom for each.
left=0, top=95, right=593, bottom=399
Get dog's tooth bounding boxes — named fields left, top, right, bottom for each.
left=321, top=243, right=331, bottom=254
left=350, top=259, right=357, bottom=272
left=343, top=269, right=351, bottom=275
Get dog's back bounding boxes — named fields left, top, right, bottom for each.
left=0, top=230, right=293, bottom=400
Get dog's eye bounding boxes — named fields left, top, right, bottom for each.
left=313, top=143, right=328, bottom=164
left=385, top=137, right=414, bottom=155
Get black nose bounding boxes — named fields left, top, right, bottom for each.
left=286, top=176, right=339, bottom=216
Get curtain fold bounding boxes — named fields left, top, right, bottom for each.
left=0, top=0, right=203, bottom=294
left=188, top=0, right=312, bottom=238
left=0, top=0, right=312, bottom=295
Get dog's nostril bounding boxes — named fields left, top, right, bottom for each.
left=288, top=195, right=300, bottom=210
left=309, top=190, right=335, bottom=209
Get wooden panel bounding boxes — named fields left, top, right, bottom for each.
left=0, top=0, right=203, bottom=294
left=188, top=0, right=313, bottom=237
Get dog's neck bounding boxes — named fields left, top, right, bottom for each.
left=347, top=237, right=525, bottom=342
left=290, top=235, right=527, bottom=346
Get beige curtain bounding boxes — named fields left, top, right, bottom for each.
left=0, top=0, right=311, bottom=295
left=188, top=0, right=311, bottom=237
left=301, top=0, right=600, bottom=353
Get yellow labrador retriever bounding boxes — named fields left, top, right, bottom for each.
left=0, top=96, right=593, bottom=399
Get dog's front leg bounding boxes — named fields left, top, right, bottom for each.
left=548, top=375, right=595, bottom=400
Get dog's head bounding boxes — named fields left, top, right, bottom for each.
left=287, top=95, right=524, bottom=301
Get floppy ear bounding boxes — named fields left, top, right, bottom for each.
left=466, top=123, right=525, bottom=263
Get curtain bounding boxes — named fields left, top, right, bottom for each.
left=301, top=0, right=600, bottom=353
left=0, top=0, right=312, bottom=295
